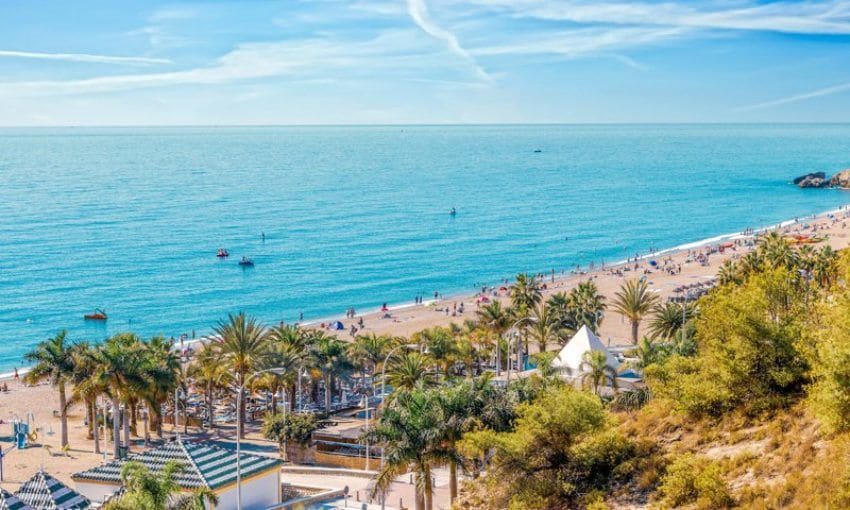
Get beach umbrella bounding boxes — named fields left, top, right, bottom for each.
left=0, top=488, right=33, bottom=510
left=14, top=470, right=89, bottom=510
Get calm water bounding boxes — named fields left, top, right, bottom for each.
left=1, top=125, right=849, bottom=371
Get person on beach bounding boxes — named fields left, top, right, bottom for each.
left=14, top=367, right=18, bottom=380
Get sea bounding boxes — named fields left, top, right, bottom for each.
left=1, top=124, right=849, bottom=372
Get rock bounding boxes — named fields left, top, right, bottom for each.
left=829, top=169, right=850, bottom=189
left=794, top=172, right=827, bottom=188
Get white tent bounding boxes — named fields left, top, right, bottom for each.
left=551, top=325, right=619, bottom=377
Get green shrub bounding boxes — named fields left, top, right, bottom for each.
left=658, top=453, right=732, bottom=509
left=261, top=412, right=320, bottom=445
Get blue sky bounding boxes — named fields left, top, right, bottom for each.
left=1, top=0, right=850, bottom=125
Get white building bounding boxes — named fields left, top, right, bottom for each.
left=72, top=438, right=282, bottom=510
left=551, top=325, right=620, bottom=377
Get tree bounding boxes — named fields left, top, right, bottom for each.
left=368, top=389, right=451, bottom=510
left=568, top=281, right=607, bottom=333
left=268, top=324, right=315, bottom=411
left=457, top=387, right=634, bottom=509
left=579, top=351, right=618, bottom=396
left=140, top=336, right=181, bottom=438
left=416, top=327, right=458, bottom=377
left=648, top=302, right=695, bottom=341
left=214, top=312, right=269, bottom=437
left=349, top=333, right=393, bottom=388
left=311, top=332, right=353, bottom=415
left=24, top=330, right=76, bottom=448
left=611, top=279, right=659, bottom=344
left=527, top=302, right=565, bottom=353
left=476, top=301, right=511, bottom=374
left=384, top=352, right=437, bottom=392
left=90, top=335, right=146, bottom=458
left=105, top=461, right=182, bottom=510
left=188, top=346, right=231, bottom=428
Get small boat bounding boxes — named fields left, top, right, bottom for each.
left=216, top=248, right=230, bottom=258
left=238, top=257, right=254, bottom=267
left=450, top=207, right=457, bottom=216
left=84, top=308, right=108, bottom=321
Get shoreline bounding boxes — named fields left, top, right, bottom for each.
left=3, top=203, right=850, bottom=380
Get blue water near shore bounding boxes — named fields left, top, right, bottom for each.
left=1, top=124, right=849, bottom=371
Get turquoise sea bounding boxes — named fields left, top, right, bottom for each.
left=1, top=124, right=849, bottom=371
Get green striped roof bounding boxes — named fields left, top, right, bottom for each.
left=14, top=471, right=89, bottom=510
left=0, top=488, right=33, bottom=510
left=72, top=439, right=281, bottom=491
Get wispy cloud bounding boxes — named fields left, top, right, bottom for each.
left=471, top=0, right=850, bottom=35
left=405, top=0, right=492, bottom=82
left=737, top=81, right=850, bottom=111
left=0, top=49, right=171, bottom=66
left=0, top=30, right=466, bottom=97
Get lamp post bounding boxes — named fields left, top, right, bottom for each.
left=236, top=367, right=288, bottom=510
left=361, top=395, right=371, bottom=470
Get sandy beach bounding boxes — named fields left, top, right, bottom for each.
left=2, top=206, right=850, bottom=493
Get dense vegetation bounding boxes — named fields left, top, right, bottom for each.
left=27, top=230, right=850, bottom=509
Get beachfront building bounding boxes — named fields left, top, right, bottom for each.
left=14, top=470, right=90, bottom=510
left=551, top=325, right=620, bottom=377
left=72, top=438, right=282, bottom=510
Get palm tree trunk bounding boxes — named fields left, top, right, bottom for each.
left=271, top=391, right=278, bottom=417
left=85, top=397, right=94, bottom=440
left=239, top=374, right=246, bottom=439
left=58, top=381, right=69, bottom=448
left=92, top=401, right=100, bottom=454
left=207, top=382, right=215, bottom=429
left=122, top=407, right=130, bottom=453
left=449, top=459, right=458, bottom=502
left=288, top=386, right=296, bottom=413
left=424, top=466, right=433, bottom=510
left=631, top=320, right=639, bottom=345
left=112, top=395, right=121, bottom=458
left=323, top=371, right=331, bottom=415
left=130, top=401, right=138, bottom=435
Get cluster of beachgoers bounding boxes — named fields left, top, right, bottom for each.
left=2, top=206, right=850, bottom=510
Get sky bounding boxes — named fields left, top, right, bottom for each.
left=1, top=0, right=850, bottom=125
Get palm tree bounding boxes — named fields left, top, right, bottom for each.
left=215, top=312, right=269, bottom=437
left=437, top=384, right=478, bottom=503
left=568, top=281, right=607, bottom=332
left=384, top=352, right=438, bottom=392
left=416, top=327, right=458, bottom=377
left=105, top=461, right=182, bottom=510
left=268, top=324, right=315, bottom=411
left=527, top=302, right=565, bottom=353
left=509, top=273, right=542, bottom=311
left=611, top=279, right=659, bottom=344
left=139, top=337, right=181, bottom=438
left=90, top=336, right=146, bottom=458
left=476, top=301, right=511, bottom=374
left=70, top=341, right=104, bottom=452
left=717, top=260, right=741, bottom=286
left=579, top=350, right=618, bottom=395
left=368, top=389, right=450, bottom=510
left=188, top=346, right=231, bottom=428
left=648, top=302, right=695, bottom=341
left=255, top=342, right=301, bottom=416
left=311, top=332, right=353, bottom=415
left=24, top=330, right=76, bottom=448
left=349, top=333, right=393, bottom=388
left=760, top=231, right=797, bottom=269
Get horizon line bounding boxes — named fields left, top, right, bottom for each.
left=2, top=121, right=850, bottom=129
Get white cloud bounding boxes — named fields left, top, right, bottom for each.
left=737, top=81, right=850, bottom=111
left=0, top=49, right=171, bottom=66
left=468, top=0, right=850, bottom=35
left=0, top=30, right=467, bottom=97
left=405, top=0, right=492, bottom=82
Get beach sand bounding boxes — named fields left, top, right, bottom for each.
left=1, top=207, right=850, bottom=492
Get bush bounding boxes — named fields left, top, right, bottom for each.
left=658, top=453, right=732, bottom=509
left=261, top=412, right=320, bottom=445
